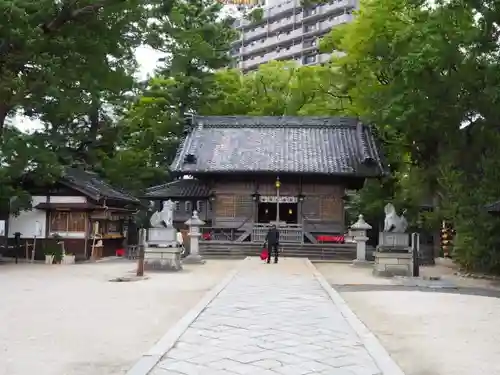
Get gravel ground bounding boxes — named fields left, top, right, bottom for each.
left=0, top=259, right=240, bottom=375
left=315, top=262, right=500, bottom=375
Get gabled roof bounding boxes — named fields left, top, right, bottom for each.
left=170, top=116, right=386, bottom=177
left=61, top=168, right=140, bottom=204
left=143, top=179, right=211, bottom=199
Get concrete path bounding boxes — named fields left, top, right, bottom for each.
left=134, top=258, right=404, bottom=375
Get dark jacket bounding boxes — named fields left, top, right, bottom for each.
left=266, top=228, right=280, bottom=246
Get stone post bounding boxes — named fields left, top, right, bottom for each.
left=351, top=214, right=372, bottom=266
left=183, top=210, right=206, bottom=264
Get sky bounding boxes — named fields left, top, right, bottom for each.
left=13, top=45, right=165, bottom=132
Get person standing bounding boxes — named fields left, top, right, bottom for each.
left=265, top=225, right=280, bottom=264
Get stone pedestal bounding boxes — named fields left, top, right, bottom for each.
left=144, top=247, right=182, bottom=271
left=373, top=251, right=413, bottom=277
left=378, top=232, right=410, bottom=248
left=183, top=211, right=206, bottom=265
left=144, top=227, right=182, bottom=271
left=350, top=214, right=372, bottom=267
left=148, top=227, right=176, bottom=246
left=373, top=232, right=412, bottom=276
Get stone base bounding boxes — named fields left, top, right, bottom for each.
left=373, top=251, right=412, bottom=277
left=351, top=259, right=372, bottom=268
left=376, top=245, right=410, bottom=253
left=182, top=253, right=206, bottom=265
left=144, top=247, right=182, bottom=272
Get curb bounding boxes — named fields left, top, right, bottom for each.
left=306, top=259, right=406, bottom=375
left=126, top=258, right=248, bottom=375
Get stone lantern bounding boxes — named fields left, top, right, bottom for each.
left=184, top=210, right=206, bottom=264
left=351, top=214, right=372, bottom=265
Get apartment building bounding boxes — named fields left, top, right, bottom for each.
left=230, top=0, right=357, bottom=71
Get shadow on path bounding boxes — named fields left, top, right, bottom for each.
left=333, top=284, right=500, bottom=298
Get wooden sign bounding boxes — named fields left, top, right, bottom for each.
left=260, top=196, right=298, bottom=203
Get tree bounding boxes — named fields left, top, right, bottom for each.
left=0, top=0, right=157, bottom=135
left=105, top=0, right=236, bottom=193
left=320, top=0, right=500, bottom=272
left=201, top=61, right=346, bottom=116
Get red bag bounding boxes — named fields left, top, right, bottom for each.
left=260, top=248, right=268, bottom=260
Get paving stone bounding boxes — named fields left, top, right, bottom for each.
left=148, top=259, right=386, bottom=375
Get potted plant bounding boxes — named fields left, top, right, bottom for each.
left=51, top=233, right=64, bottom=264
left=44, top=247, right=55, bottom=264
left=63, top=253, right=76, bottom=264
left=52, top=245, right=64, bottom=264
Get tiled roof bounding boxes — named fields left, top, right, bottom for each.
left=61, top=168, right=140, bottom=204
left=171, top=116, right=386, bottom=176
left=143, top=179, right=211, bottom=199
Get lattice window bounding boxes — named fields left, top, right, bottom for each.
left=215, top=195, right=236, bottom=217
left=50, top=211, right=86, bottom=232
left=320, top=197, right=340, bottom=220
left=68, top=212, right=86, bottom=232
left=196, top=200, right=203, bottom=212
left=50, top=211, right=68, bottom=232
left=185, top=201, right=192, bottom=213
left=302, top=196, right=320, bottom=219
left=235, top=195, right=252, bottom=217
left=174, top=201, right=180, bottom=211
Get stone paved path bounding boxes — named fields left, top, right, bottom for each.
left=149, top=259, right=389, bottom=375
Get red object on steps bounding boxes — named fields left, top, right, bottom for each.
left=260, top=248, right=268, bottom=260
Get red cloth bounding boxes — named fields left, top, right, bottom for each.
left=317, top=235, right=345, bottom=243
left=116, top=248, right=125, bottom=257
left=260, top=248, right=269, bottom=260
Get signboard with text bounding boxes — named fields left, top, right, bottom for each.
left=260, top=196, right=298, bottom=204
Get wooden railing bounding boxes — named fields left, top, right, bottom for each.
left=252, top=224, right=303, bottom=244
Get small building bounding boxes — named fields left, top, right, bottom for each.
left=160, top=115, right=386, bottom=250
left=2, top=167, right=141, bottom=260
left=143, top=178, right=212, bottom=227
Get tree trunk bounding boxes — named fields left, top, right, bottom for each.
left=0, top=104, right=10, bottom=140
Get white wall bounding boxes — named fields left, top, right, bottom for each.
left=8, top=196, right=47, bottom=239
left=8, top=196, right=88, bottom=239
left=50, top=196, right=87, bottom=203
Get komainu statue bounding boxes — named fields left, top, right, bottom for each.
left=383, top=203, right=408, bottom=233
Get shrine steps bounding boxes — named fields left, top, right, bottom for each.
left=199, top=241, right=366, bottom=260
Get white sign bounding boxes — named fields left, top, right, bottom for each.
left=35, top=221, right=42, bottom=237
left=260, top=196, right=298, bottom=204
left=0, top=220, right=5, bottom=236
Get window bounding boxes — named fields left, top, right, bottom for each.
left=175, top=201, right=180, bottom=211
left=107, top=221, right=121, bottom=234
left=68, top=212, right=86, bottom=232
left=304, top=24, right=316, bottom=32
left=304, top=7, right=317, bottom=17
left=50, top=211, right=86, bottom=232
left=50, top=211, right=68, bottom=232
left=185, top=201, right=192, bottom=212
left=304, top=39, right=316, bottom=47
left=303, top=54, right=317, bottom=64
left=196, top=201, right=203, bottom=212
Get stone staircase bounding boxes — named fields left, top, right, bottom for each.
left=199, top=241, right=361, bottom=260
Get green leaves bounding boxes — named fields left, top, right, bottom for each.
left=201, top=61, right=348, bottom=116
left=321, top=0, right=500, bottom=272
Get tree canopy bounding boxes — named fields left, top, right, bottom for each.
left=4, top=0, right=500, bottom=272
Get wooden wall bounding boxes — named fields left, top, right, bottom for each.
left=211, top=180, right=345, bottom=233
left=213, top=182, right=255, bottom=229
